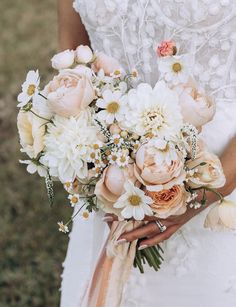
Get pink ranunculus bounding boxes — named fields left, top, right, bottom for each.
left=75, top=45, right=94, bottom=64
left=176, top=82, right=216, bottom=129
left=92, top=52, right=122, bottom=75
left=94, top=164, right=138, bottom=216
left=134, top=142, right=186, bottom=191
left=157, top=40, right=177, bottom=57
left=51, top=50, right=75, bottom=70
left=45, top=69, right=95, bottom=118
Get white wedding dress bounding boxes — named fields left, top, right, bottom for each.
left=60, top=1, right=236, bottom=306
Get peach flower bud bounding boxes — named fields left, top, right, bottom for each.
left=109, top=123, right=121, bottom=135
left=204, top=200, right=236, bottom=230
left=176, top=82, right=216, bottom=129
left=186, top=150, right=226, bottom=189
left=134, top=142, right=186, bottom=191
left=51, top=50, right=75, bottom=70
left=75, top=45, right=94, bottom=64
left=92, top=52, right=122, bottom=76
left=157, top=40, right=177, bottom=57
left=146, top=185, right=188, bottom=219
left=95, top=164, right=138, bottom=216
left=46, top=69, right=95, bottom=118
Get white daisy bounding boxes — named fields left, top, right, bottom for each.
left=79, top=208, right=90, bottom=220
left=96, top=89, right=126, bottom=125
left=120, top=81, right=183, bottom=138
left=17, top=70, right=40, bottom=108
left=68, top=194, right=80, bottom=207
left=114, top=181, right=153, bottom=220
left=158, top=54, right=192, bottom=85
left=116, top=149, right=130, bottom=167
left=57, top=221, right=69, bottom=233
left=19, top=159, right=47, bottom=177
left=111, top=134, right=124, bottom=147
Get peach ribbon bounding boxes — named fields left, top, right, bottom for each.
left=80, top=220, right=143, bottom=307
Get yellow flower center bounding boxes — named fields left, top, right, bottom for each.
left=27, top=84, right=36, bottom=96
left=93, top=144, right=100, bottom=150
left=114, top=138, right=120, bottom=144
left=111, top=155, right=117, bottom=161
left=71, top=196, right=79, bottom=203
left=128, top=195, right=141, bottom=206
left=107, top=101, right=120, bottom=114
left=120, top=156, right=126, bottom=163
left=82, top=212, right=89, bottom=219
left=114, top=69, right=121, bottom=75
left=172, top=62, right=182, bottom=73
left=64, top=182, right=71, bottom=188
left=90, top=152, right=96, bottom=159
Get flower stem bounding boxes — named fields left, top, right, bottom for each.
left=29, top=109, right=52, bottom=122
left=38, top=92, right=48, bottom=100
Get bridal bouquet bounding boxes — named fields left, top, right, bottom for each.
left=17, top=41, right=236, bottom=305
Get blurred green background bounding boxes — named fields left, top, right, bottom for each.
left=0, top=1, right=71, bottom=306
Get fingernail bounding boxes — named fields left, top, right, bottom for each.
left=116, top=239, right=127, bottom=245
left=102, top=216, right=114, bottom=222
left=138, top=245, right=148, bottom=251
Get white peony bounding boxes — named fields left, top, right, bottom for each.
left=41, top=110, right=98, bottom=183
left=120, top=81, right=183, bottom=137
left=114, top=181, right=153, bottom=220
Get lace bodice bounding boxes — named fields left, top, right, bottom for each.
left=74, top=0, right=236, bottom=98
left=73, top=0, right=236, bottom=156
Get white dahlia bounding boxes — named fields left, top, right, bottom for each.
left=41, top=110, right=98, bottom=183
left=120, top=81, right=183, bottom=138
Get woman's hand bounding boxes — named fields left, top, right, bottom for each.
left=103, top=204, right=207, bottom=250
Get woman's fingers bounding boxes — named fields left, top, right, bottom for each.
left=118, top=222, right=163, bottom=243
left=138, top=224, right=180, bottom=249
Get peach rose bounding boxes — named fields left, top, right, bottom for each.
left=176, top=82, right=216, bottom=129
left=157, top=40, right=177, bottom=57
left=187, top=150, right=226, bottom=189
left=75, top=45, right=94, bottom=64
left=95, top=164, right=138, bottom=215
left=17, top=110, right=46, bottom=158
left=92, top=52, right=122, bottom=75
left=134, top=143, right=186, bottom=191
left=46, top=69, right=95, bottom=118
left=146, top=185, right=188, bottom=218
left=51, top=50, right=75, bottom=70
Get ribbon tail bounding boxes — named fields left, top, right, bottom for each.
left=80, top=221, right=142, bottom=307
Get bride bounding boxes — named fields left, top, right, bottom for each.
left=59, top=1, right=236, bottom=306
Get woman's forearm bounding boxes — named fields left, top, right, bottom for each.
left=197, top=135, right=236, bottom=209
left=58, top=0, right=90, bottom=50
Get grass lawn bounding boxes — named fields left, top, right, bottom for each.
left=0, top=1, right=71, bottom=305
